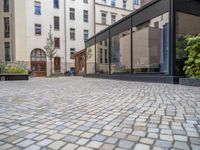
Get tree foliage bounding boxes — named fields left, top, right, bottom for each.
left=44, top=25, right=57, bottom=75
left=44, top=26, right=57, bottom=61
left=183, top=34, right=200, bottom=79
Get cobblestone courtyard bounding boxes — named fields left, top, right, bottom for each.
left=0, top=77, right=200, bottom=150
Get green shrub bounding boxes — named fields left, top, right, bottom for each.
left=0, top=63, right=6, bottom=74
left=183, top=34, right=200, bottom=79
left=5, top=66, right=28, bottom=74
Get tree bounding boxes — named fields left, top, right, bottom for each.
left=183, top=34, right=200, bottom=79
left=44, top=25, right=57, bottom=76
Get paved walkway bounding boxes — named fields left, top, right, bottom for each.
left=0, top=77, right=200, bottom=150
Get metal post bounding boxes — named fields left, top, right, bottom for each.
left=130, top=18, right=133, bottom=74
left=169, top=0, right=176, bottom=76
left=85, top=43, right=87, bottom=75
left=109, top=30, right=111, bottom=75
left=64, top=0, right=67, bottom=71
left=94, top=38, right=97, bottom=74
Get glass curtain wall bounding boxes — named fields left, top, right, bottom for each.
left=96, top=39, right=109, bottom=74
left=86, top=45, right=95, bottom=74
left=176, top=12, right=200, bottom=75
left=132, top=12, right=169, bottom=74
left=111, top=30, right=131, bottom=74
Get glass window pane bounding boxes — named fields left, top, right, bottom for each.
left=96, top=39, right=109, bottom=74
left=111, top=30, right=131, bottom=74
left=176, top=12, right=200, bottom=75
left=86, top=45, right=95, bottom=74
left=132, top=12, right=169, bottom=74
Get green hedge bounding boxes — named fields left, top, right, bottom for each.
left=183, top=34, right=200, bottom=79
left=0, top=63, right=28, bottom=74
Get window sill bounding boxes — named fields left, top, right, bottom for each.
left=35, top=34, right=41, bottom=36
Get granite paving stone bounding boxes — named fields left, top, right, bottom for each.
left=0, top=77, right=199, bottom=149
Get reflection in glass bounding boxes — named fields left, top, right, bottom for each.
left=111, top=30, right=131, bottom=74
left=176, top=12, right=200, bottom=75
left=96, top=39, right=109, bottom=74
left=132, top=13, right=169, bottom=74
left=86, top=45, right=95, bottom=74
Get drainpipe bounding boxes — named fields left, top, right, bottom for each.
left=94, top=0, right=96, bottom=34
left=64, top=0, right=67, bottom=71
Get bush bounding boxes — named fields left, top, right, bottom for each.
left=0, top=63, right=6, bottom=74
left=183, top=34, right=200, bottom=79
left=5, top=66, right=28, bottom=74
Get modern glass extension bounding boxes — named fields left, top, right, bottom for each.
left=85, top=0, right=200, bottom=82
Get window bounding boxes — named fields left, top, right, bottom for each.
left=4, top=17, right=10, bottom=38
left=54, top=38, right=60, bottom=48
left=70, top=28, right=75, bottom=40
left=123, top=0, right=127, bottom=9
left=3, top=0, right=9, bottom=12
left=5, top=42, right=11, bottom=61
left=83, top=0, right=88, bottom=3
left=70, top=48, right=75, bottom=59
left=111, top=0, right=116, bottom=7
left=34, top=1, right=41, bottom=15
left=154, top=22, right=159, bottom=28
left=111, top=14, right=116, bottom=24
left=54, top=16, right=60, bottom=30
left=84, top=30, right=89, bottom=41
left=133, top=0, right=139, bottom=5
left=101, top=13, right=107, bottom=25
left=70, top=8, right=75, bottom=20
left=100, top=48, right=103, bottom=63
left=102, top=0, right=106, bottom=4
left=105, top=49, right=108, bottom=63
left=104, top=40, right=108, bottom=46
left=53, top=0, right=59, bottom=8
left=35, top=24, right=41, bottom=35
left=83, top=10, right=88, bottom=22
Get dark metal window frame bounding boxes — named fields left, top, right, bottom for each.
left=85, top=0, right=200, bottom=76
left=3, top=0, right=9, bottom=12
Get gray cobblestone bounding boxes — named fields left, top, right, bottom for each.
left=0, top=77, right=199, bottom=149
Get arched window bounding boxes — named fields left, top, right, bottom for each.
left=31, top=49, right=46, bottom=61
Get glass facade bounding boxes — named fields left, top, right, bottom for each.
left=132, top=13, right=169, bottom=74
left=86, top=45, right=95, bottom=74
left=176, top=12, right=200, bottom=75
left=96, top=39, right=109, bottom=74
left=111, top=30, right=131, bottom=74
left=85, top=0, right=200, bottom=79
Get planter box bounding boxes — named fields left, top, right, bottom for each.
left=179, top=78, right=200, bottom=87
left=0, top=74, right=29, bottom=81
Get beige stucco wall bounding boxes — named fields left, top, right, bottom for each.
left=0, top=0, right=15, bottom=61
left=95, top=0, right=140, bottom=33
left=14, top=0, right=27, bottom=61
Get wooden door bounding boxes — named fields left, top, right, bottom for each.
left=54, top=57, right=61, bottom=72
left=30, top=49, right=47, bottom=77
left=31, top=61, right=47, bottom=77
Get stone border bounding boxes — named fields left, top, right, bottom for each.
left=179, top=78, right=200, bottom=87
left=0, top=74, right=29, bottom=81
left=84, top=74, right=180, bottom=84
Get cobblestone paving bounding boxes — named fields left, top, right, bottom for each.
left=0, top=77, right=200, bottom=150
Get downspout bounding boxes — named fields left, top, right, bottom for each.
left=64, top=0, right=67, bottom=71
left=94, top=0, right=96, bottom=34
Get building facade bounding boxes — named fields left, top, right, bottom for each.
left=0, top=0, right=140, bottom=76
left=85, top=0, right=200, bottom=83
left=141, top=0, right=153, bottom=6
